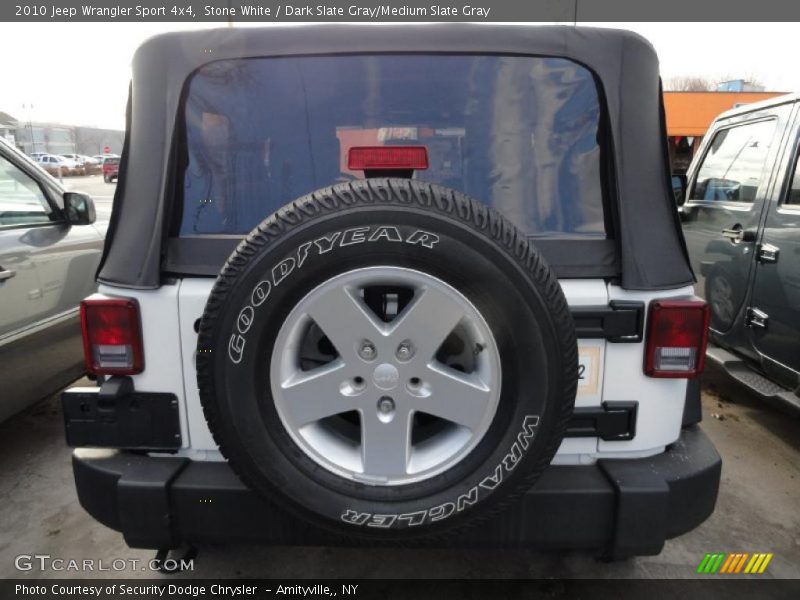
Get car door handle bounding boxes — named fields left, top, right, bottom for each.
left=721, top=226, right=756, bottom=243
left=0, top=268, right=16, bottom=281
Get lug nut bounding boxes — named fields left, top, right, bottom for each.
left=378, top=397, right=395, bottom=414
left=359, top=341, right=376, bottom=361
left=396, top=341, right=415, bottom=361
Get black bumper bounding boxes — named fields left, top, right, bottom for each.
left=71, top=426, right=720, bottom=558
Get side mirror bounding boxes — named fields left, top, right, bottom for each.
left=672, top=174, right=688, bottom=207
left=63, top=192, right=96, bottom=225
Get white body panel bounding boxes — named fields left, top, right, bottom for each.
left=98, top=279, right=695, bottom=465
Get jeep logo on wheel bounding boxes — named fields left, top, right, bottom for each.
left=372, top=364, right=400, bottom=390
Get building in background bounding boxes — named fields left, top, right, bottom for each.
left=0, top=111, right=123, bottom=156
left=716, top=79, right=766, bottom=92
left=0, top=111, right=16, bottom=145
left=664, top=91, right=785, bottom=173
left=74, top=127, right=124, bottom=156
left=14, top=122, right=75, bottom=155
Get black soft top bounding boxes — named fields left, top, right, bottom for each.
left=98, top=24, right=693, bottom=291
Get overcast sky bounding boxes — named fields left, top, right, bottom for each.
left=0, top=22, right=796, bottom=130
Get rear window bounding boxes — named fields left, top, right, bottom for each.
left=179, top=54, right=607, bottom=237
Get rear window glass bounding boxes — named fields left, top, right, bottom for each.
left=179, top=55, right=606, bottom=237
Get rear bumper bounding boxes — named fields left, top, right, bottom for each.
left=71, top=426, right=720, bottom=557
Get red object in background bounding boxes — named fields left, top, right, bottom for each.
left=103, top=157, right=120, bottom=179
left=348, top=146, right=429, bottom=171
left=103, top=146, right=111, bottom=154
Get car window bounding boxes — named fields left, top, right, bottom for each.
left=180, top=54, right=607, bottom=238
left=786, top=149, right=800, bottom=205
left=690, top=119, right=776, bottom=203
left=0, top=155, right=54, bottom=227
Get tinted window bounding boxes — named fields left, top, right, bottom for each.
left=180, top=55, right=606, bottom=237
left=691, top=120, right=776, bottom=203
left=786, top=150, right=800, bottom=205
left=0, top=155, right=53, bottom=227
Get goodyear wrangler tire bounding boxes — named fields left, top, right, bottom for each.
left=197, top=179, right=577, bottom=538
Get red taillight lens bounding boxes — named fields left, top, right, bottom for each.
left=80, top=295, right=144, bottom=375
left=644, top=300, right=710, bottom=378
left=348, top=146, right=429, bottom=171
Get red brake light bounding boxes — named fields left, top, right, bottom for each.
left=80, top=295, right=144, bottom=375
left=348, top=146, right=429, bottom=171
left=644, top=300, right=710, bottom=378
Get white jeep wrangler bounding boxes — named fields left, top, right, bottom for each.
left=63, top=25, right=720, bottom=559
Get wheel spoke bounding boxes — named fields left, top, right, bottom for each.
left=417, top=363, right=494, bottom=431
left=389, top=287, right=465, bottom=361
left=360, top=408, right=413, bottom=478
left=304, top=285, right=385, bottom=362
left=277, top=360, right=356, bottom=426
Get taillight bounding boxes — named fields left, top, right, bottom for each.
left=348, top=146, right=429, bottom=171
left=80, top=295, right=144, bottom=375
left=644, top=300, right=710, bottom=378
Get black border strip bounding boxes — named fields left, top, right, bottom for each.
left=6, top=1, right=800, bottom=22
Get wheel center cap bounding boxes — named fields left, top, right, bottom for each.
left=372, top=363, right=399, bottom=390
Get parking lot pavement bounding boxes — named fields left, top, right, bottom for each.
left=0, top=368, right=798, bottom=580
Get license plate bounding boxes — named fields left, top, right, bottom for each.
left=577, top=345, right=601, bottom=397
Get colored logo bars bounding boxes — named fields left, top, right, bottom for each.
left=697, top=552, right=773, bottom=574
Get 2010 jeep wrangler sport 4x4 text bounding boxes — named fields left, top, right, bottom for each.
left=63, top=25, right=720, bottom=559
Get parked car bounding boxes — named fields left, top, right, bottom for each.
left=92, top=154, right=119, bottom=164
left=36, top=154, right=74, bottom=176
left=60, top=154, right=87, bottom=176
left=63, top=25, right=719, bottom=559
left=0, top=137, right=104, bottom=422
left=678, top=93, right=800, bottom=414
left=102, top=156, right=119, bottom=183
left=37, top=154, right=83, bottom=176
left=80, top=155, right=102, bottom=175
left=60, top=153, right=84, bottom=165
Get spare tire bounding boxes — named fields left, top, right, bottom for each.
left=197, top=179, right=577, bottom=538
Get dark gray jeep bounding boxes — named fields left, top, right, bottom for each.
left=680, top=93, right=800, bottom=414
left=62, top=25, right=719, bottom=559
